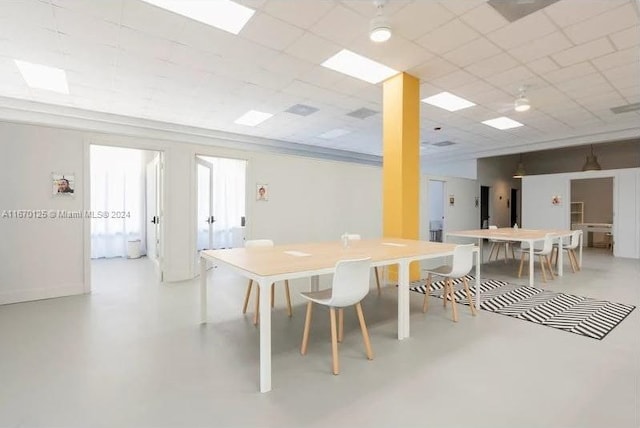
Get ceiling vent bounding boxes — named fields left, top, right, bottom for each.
left=432, top=141, right=456, bottom=147
left=610, top=102, right=640, bottom=114
left=487, top=0, right=560, bottom=22
left=347, top=107, right=379, bottom=119
left=285, top=104, right=318, bottom=116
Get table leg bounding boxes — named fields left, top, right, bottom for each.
left=557, top=238, right=564, bottom=277
left=258, top=279, right=272, bottom=393
left=310, top=275, right=319, bottom=292
left=529, top=244, right=535, bottom=287
left=578, top=233, right=583, bottom=267
left=200, top=257, right=207, bottom=324
left=398, top=262, right=409, bottom=340
left=474, top=245, right=481, bottom=310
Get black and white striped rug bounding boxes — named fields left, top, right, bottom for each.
left=409, top=276, right=636, bottom=340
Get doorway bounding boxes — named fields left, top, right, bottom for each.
left=510, top=188, right=519, bottom=227
left=570, top=177, right=614, bottom=251
left=89, top=145, right=165, bottom=284
left=196, top=155, right=247, bottom=256
left=428, top=180, right=445, bottom=242
left=480, top=186, right=490, bottom=228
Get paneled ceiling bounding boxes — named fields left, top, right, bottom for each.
left=0, top=0, right=638, bottom=163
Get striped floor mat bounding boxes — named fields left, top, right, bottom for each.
left=409, top=276, right=636, bottom=340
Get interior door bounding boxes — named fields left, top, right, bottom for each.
left=480, top=186, right=490, bottom=228
left=146, top=152, right=163, bottom=280
left=197, top=158, right=214, bottom=251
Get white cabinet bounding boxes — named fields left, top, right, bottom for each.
left=571, top=201, right=584, bottom=227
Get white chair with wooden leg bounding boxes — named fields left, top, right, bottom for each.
left=487, top=225, right=515, bottom=262
left=300, top=257, right=374, bottom=375
left=518, top=233, right=555, bottom=283
left=344, top=234, right=382, bottom=295
left=241, top=239, right=293, bottom=325
left=552, top=229, right=582, bottom=273
left=422, top=243, right=476, bottom=322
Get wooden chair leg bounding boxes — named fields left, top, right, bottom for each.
left=518, top=252, right=526, bottom=277
left=329, top=308, right=339, bottom=375
left=546, top=255, right=555, bottom=279
left=284, top=280, right=293, bottom=317
left=443, top=276, right=448, bottom=308
left=538, top=255, right=547, bottom=283
left=253, top=288, right=260, bottom=326
left=270, top=283, right=275, bottom=308
left=337, top=308, right=344, bottom=343
left=422, top=273, right=432, bottom=313
left=462, top=276, right=476, bottom=316
left=503, top=244, right=508, bottom=263
left=569, top=250, right=579, bottom=272
left=355, top=302, right=373, bottom=360
left=488, top=243, right=497, bottom=261
left=242, top=280, right=253, bottom=314
left=448, top=278, right=458, bottom=322
left=510, top=243, right=516, bottom=259
left=301, top=302, right=313, bottom=355
left=374, top=267, right=381, bottom=295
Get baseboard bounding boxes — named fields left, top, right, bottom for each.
left=0, top=283, right=85, bottom=305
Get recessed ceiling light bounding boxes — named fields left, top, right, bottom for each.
left=14, top=60, right=69, bottom=94
left=234, top=110, right=273, bottom=126
left=321, top=49, right=398, bottom=84
left=140, top=0, right=255, bottom=35
left=319, top=129, right=351, bottom=139
left=421, top=92, right=475, bottom=112
left=482, top=117, right=524, bottom=130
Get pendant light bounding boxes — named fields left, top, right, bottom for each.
left=514, top=86, right=530, bottom=112
left=582, top=145, right=602, bottom=171
left=513, top=154, right=525, bottom=178
left=369, top=0, right=392, bottom=43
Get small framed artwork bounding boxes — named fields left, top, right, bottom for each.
left=449, top=195, right=455, bottom=206
left=552, top=195, right=561, bottom=205
left=52, top=173, right=75, bottom=197
left=256, top=184, right=268, bottom=201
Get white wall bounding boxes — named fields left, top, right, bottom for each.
left=422, top=158, right=477, bottom=180
left=428, top=180, right=444, bottom=227
left=522, top=168, right=640, bottom=259
left=0, top=121, right=383, bottom=303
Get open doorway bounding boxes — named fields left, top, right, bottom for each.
left=480, top=186, right=490, bottom=228
left=510, top=188, right=519, bottom=227
left=196, top=155, right=247, bottom=257
left=570, top=177, right=614, bottom=252
left=428, top=180, right=444, bottom=242
left=89, top=145, right=164, bottom=285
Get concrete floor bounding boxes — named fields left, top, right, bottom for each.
left=0, top=248, right=638, bottom=428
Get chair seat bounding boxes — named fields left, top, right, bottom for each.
left=300, top=288, right=333, bottom=305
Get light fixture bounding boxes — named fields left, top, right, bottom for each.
left=422, top=91, right=476, bottom=112
left=582, top=145, right=602, bottom=171
left=482, top=117, right=524, bottom=130
left=321, top=49, right=398, bottom=84
left=513, top=154, right=525, bottom=178
left=14, top=59, right=69, bottom=94
left=234, top=110, right=273, bottom=126
left=369, top=0, right=392, bottom=43
left=514, top=86, right=530, bottom=112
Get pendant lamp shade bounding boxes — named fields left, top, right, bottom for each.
left=582, top=145, right=602, bottom=171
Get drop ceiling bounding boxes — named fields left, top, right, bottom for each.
left=0, top=0, right=638, bottom=164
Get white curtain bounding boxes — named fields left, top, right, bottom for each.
left=90, top=146, right=145, bottom=259
left=197, top=156, right=246, bottom=250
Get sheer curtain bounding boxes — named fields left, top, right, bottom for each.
left=197, top=156, right=246, bottom=250
left=91, top=146, right=145, bottom=259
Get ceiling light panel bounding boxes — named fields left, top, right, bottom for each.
left=234, top=110, right=273, bottom=126
left=140, top=0, right=255, bottom=35
left=482, top=117, right=524, bottom=130
left=319, top=129, right=351, bottom=139
left=321, top=49, right=398, bottom=84
left=14, top=60, right=69, bottom=94
left=421, top=91, right=476, bottom=112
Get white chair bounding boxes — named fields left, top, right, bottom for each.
left=344, top=234, right=382, bottom=295
left=487, top=225, right=515, bottom=262
left=553, top=230, right=582, bottom=273
left=300, top=257, right=374, bottom=375
left=422, top=244, right=476, bottom=322
left=241, top=239, right=292, bottom=325
left=518, top=233, right=555, bottom=283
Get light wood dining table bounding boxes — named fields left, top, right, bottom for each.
left=199, top=238, right=480, bottom=392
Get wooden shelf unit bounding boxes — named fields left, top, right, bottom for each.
left=571, top=201, right=584, bottom=227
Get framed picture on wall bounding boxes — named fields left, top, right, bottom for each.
left=256, top=184, right=268, bottom=201
left=52, top=172, right=75, bottom=197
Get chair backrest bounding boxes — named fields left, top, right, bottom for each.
left=568, top=230, right=582, bottom=249
left=539, top=233, right=554, bottom=255
left=328, top=257, right=372, bottom=307
left=345, top=234, right=361, bottom=240
left=448, top=244, right=475, bottom=278
left=245, top=239, right=274, bottom=248
left=489, top=225, right=498, bottom=230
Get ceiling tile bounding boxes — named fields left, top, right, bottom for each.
left=391, top=2, right=455, bottom=41
left=284, top=32, right=340, bottom=64
left=443, top=38, right=501, bottom=68
left=415, top=19, right=479, bottom=55
left=121, top=0, right=187, bottom=41
left=240, top=12, right=305, bottom=51
left=609, top=25, right=640, bottom=51
left=487, top=11, right=557, bottom=50
left=591, top=47, right=639, bottom=72
left=308, top=5, right=368, bottom=46
left=508, top=31, right=572, bottom=63
left=465, top=52, right=520, bottom=79
left=441, top=0, right=486, bottom=16
left=460, top=3, right=508, bottom=34
left=409, top=57, right=459, bottom=81
left=430, top=69, right=479, bottom=91
left=263, top=1, right=333, bottom=29
left=543, top=0, right=627, bottom=27
left=526, top=57, right=560, bottom=75
left=483, top=65, right=536, bottom=89
left=551, top=37, right=615, bottom=67
left=544, top=62, right=597, bottom=83
left=564, top=3, right=638, bottom=45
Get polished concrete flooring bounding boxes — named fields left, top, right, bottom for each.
left=0, top=248, right=638, bottom=428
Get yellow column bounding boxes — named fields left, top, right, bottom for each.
left=383, top=72, right=420, bottom=280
